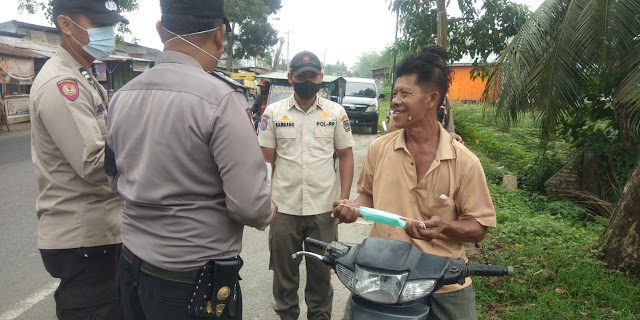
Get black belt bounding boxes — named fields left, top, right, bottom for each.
left=121, top=245, right=200, bottom=284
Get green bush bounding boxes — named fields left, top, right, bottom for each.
left=453, top=104, right=570, bottom=194
left=471, top=185, right=640, bottom=319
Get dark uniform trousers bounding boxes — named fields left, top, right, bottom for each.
left=118, top=248, right=243, bottom=320
left=269, top=212, right=337, bottom=320
left=39, top=244, right=121, bottom=320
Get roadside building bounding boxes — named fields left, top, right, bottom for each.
left=0, top=20, right=159, bottom=125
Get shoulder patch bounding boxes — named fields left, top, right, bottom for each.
left=57, top=79, right=79, bottom=101
left=210, top=71, right=247, bottom=94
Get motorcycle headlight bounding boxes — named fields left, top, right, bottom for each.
left=354, top=265, right=408, bottom=304
left=364, top=105, right=378, bottom=113
left=400, top=279, right=437, bottom=303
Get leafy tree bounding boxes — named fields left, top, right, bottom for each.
left=482, top=0, right=640, bottom=277
left=388, top=0, right=530, bottom=69
left=352, top=52, right=383, bottom=78
left=224, top=0, right=281, bottom=71
left=324, top=61, right=349, bottom=77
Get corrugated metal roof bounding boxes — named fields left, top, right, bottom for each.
left=0, top=42, right=46, bottom=58
left=0, top=36, right=57, bottom=58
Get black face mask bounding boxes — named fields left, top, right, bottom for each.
left=260, top=88, right=269, bottom=95
left=292, top=80, right=321, bottom=100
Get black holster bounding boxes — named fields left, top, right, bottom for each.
left=188, top=256, right=243, bottom=319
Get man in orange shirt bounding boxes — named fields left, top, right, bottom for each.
left=333, top=45, right=496, bottom=320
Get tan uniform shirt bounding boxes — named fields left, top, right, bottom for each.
left=30, top=47, right=121, bottom=249
left=258, top=96, right=355, bottom=215
left=107, top=51, right=273, bottom=272
left=358, top=125, right=496, bottom=292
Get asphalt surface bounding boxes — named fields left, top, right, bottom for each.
left=0, top=123, right=377, bottom=320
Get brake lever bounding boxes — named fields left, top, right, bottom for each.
left=291, top=251, right=324, bottom=261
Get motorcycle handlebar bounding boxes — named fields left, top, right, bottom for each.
left=466, top=265, right=515, bottom=277
left=304, top=237, right=328, bottom=251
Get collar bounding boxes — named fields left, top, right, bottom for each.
left=287, top=95, right=324, bottom=112
left=154, top=50, right=204, bottom=69
left=55, top=47, right=86, bottom=71
left=393, top=123, right=456, bottom=160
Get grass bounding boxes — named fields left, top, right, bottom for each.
left=451, top=105, right=640, bottom=319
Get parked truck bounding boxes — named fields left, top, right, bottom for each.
left=230, top=72, right=257, bottom=99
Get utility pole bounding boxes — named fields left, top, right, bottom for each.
left=390, top=8, right=400, bottom=93
left=284, top=30, right=290, bottom=67
left=436, top=0, right=447, bottom=49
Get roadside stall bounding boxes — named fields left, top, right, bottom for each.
left=0, top=51, right=35, bottom=126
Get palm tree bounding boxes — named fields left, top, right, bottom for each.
left=482, top=0, right=640, bottom=277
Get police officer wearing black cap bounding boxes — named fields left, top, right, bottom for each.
left=29, top=1, right=127, bottom=319
left=106, top=0, right=276, bottom=319
left=258, top=51, right=355, bottom=320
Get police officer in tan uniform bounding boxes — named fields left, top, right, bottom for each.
left=258, top=51, right=355, bottom=320
left=106, top=1, right=276, bottom=319
left=29, top=0, right=127, bottom=319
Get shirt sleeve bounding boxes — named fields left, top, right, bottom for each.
left=33, top=78, right=108, bottom=185
left=334, top=106, right=355, bottom=150
left=356, top=140, right=377, bottom=196
left=257, top=104, right=276, bottom=148
left=209, top=90, right=273, bottom=230
left=456, top=158, right=497, bottom=227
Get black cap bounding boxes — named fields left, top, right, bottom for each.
left=290, top=51, right=322, bottom=76
left=160, top=0, right=231, bottom=32
left=52, top=0, right=129, bottom=25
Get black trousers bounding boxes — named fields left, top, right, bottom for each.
left=118, top=253, right=243, bottom=320
left=39, top=244, right=121, bottom=320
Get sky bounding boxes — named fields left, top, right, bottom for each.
left=2, top=0, right=544, bottom=68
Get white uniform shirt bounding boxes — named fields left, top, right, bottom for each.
left=258, top=95, right=355, bottom=215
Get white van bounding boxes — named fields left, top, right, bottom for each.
left=340, top=77, right=385, bottom=133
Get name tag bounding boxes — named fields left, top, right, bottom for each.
left=316, top=121, right=336, bottom=127
left=275, top=121, right=295, bottom=128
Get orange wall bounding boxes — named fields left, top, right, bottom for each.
left=448, top=66, right=487, bottom=102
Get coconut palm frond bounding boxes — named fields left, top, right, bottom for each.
left=482, top=0, right=573, bottom=126
left=526, top=0, right=592, bottom=138
left=483, top=0, right=589, bottom=137
left=617, top=53, right=640, bottom=135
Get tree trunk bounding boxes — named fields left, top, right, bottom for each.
left=602, top=162, right=640, bottom=278
left=226, top=23, right=236, bottom=72
left=615, top=103, right=634, bottom=149
left=436, top=0, right=447, bottom=49
left=272, top=37, right=285, bottom=71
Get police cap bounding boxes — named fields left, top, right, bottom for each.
left=290, top=51, right=322, bottom=76
left=52, top=0, right=129, bottom=25
left=160, top=0, right=231, bottom=32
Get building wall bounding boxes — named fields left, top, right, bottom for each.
left=448, top=66, right=488, bottom=102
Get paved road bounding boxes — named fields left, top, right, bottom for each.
left=0, top=125, right=376, bottom=320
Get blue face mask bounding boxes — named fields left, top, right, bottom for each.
left=68, top=18, right=116, bottom=60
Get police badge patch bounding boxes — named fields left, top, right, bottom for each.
left=57, top=79, right=79, bottom=101
left=260, top=117, right=269, bottom=131
left=341, top=115, right=351, bottom=132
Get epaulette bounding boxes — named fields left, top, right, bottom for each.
left=210, top=71, right=247, bottom=94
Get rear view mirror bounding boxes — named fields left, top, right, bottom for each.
left=378, top=93, right=386, bottom=99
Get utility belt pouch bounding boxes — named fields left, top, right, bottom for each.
left=188, top=256, right=243, bottom=319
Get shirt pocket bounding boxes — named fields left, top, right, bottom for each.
left=422, top=191, right=456, bottom=221
left=311, top=126, right=334, bottom=157
left=275, top=127, right=298, bottom=157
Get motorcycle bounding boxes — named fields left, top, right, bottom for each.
left=292, top=237, right=514, bottom=319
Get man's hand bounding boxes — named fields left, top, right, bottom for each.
left=266, top=201, right=278, bottom=225
left=332, top=199, right=360, bottom=224
left=450, top=132, right=464, bottom=143
left=404, top=216, right=447, bottom=241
